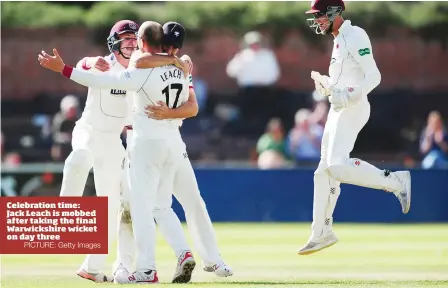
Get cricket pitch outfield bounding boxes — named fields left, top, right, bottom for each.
left=1, top=223, right=447, bottom=288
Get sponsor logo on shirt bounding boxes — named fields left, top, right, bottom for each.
left=110, top=89, right=127, bottom=95
left=358, top=48, right=371, bottom=56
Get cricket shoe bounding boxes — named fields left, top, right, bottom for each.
left=113, top=263, right=130, bottom=284
left=297, top=232, right=339, bottom=255
left=115, top=270, right=159, bottom=284
left=203, top=261, right=233, bottom=277
left=172, top=250, right=196, bottom=283
left=76, top=268, right=111, bottom=283
left=393, top=171, right=411, bottom=214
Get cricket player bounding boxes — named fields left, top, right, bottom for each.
left=62, top=20, right=188, bottom=283
left=39, top=21, right=191, bottom=284
left=298, top=0, right=411, bottom=255
left=54, top=20, right=138, bottom=282
left=113, top=22, right=233, bottom=283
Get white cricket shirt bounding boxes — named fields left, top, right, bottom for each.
left=124, top=73, right=194, bottom=144
left=66, top=56, right=189, bottom=140
left=329, top=20, right=381, bottom=99
left=75, top=54, right=129, bottom=133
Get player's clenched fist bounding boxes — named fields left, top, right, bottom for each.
left=180, top=54, right=193, bottom=75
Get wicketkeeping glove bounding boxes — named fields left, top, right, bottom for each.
left=311, top=71, right=331, bottom=97
left=329, top=86, right=362, bottom=109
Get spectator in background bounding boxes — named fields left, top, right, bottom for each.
left=420, top=111, right=448, bottom=169
left=226, top=31, right=280, bottom=131
left=51, top=95, right=80, bottom=161
left=1, top=131, right=21, bottom=167
left=1, top=131, right=3, bottom=159
left=256, top=118, right=289, bottom=169
left=286, top=109, right=323, bottom=163
left=309, top=90, right=329, bottom=126
left=191, top=65, right=208, bottom=114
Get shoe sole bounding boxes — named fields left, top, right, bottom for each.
left=215, top=270, right=234, bottom=277
left=203, top=267, right=214, bottom=273
left=297, top=240, right=338, bottom=255
left=77, top=270, right=108, bottom=283
left=403, top=171, right=411, bottom=214
left=172, top=260, right=196, bottom=283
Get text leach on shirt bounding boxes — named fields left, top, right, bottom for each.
left=124, top=70, right=195, bottom=130
left=64, top=58, right=190, bottom=140
left=75, top=54, right=129, bottom=133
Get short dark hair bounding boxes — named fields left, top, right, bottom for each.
left=138, top=21, right=163, bottom=48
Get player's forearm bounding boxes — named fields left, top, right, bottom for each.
left=169, top=101, right=198, bottom=119
left=359, top=67, right=381, bottom=95
left=170, top=89, right=199, bottom=119
left=61, top=65, right=138, bottom=91
left=134, top=54, right=176, bottom=69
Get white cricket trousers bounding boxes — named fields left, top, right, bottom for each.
left=311, top=99, right=402, bottom=241
left=115, top=148, right=223, bottom=272
left=60, top=123, right=125, bottom=273
left=127, top=136, right=187, bottom=272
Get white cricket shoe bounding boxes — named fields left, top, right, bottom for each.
left=203, top=261, right=233, bottom=277
left=297, top=232, right=339, bottom=255
left=115, top=270, right=159, bottom=284
left=172, top=250, right=196, bottom=283
left=113, top=263, right=130, bottom=284
left=393, top=171, right=411, bottom=214
left=76, top=268, right=111, bottom=283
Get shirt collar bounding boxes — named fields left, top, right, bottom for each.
left=338, top=20, right=352, bottom=36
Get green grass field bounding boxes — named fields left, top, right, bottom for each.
left=1, top=223, right=448, bottom=288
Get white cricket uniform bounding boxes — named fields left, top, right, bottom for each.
left=311, top=20, right=403, bottom=241
left=114, top=74, right=224, bottom=273
left=65, top=56, right=190, bottom=272
left=60, top=53, right=127, bottom=273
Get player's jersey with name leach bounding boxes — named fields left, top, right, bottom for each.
left=124, top=72, right=194, bottom=130
left=68, top=57, right=189, bottom=140
left=132, top=64, right=189, bottom=140
left=329, top=20, right=381, bottom=99
left=75, top=54, right=128, bottom=133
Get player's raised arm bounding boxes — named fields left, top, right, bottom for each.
left=38, top=49, right=146, bottom=91
left=345, top=30, right=381, bottom=95
left=132, top=53, right=191, bottom=77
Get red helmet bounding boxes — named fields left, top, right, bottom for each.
left=107, top=20, right=139, bottom=58
left=306, top=0, right=345, bottom=15
left=305, top=0, right=345, bottom=35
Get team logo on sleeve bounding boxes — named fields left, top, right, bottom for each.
left=358, top=48, right=371, bottom=56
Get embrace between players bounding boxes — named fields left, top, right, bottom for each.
left=39, top=20, right=232, bottom=284
left=38, top=0, right=412, bottom=284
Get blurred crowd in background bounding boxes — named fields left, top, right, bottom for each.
left=1, top=1, right=448, bottom=170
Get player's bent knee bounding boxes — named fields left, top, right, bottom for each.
left=64, top=148, right=93, bottom=169
left=314, top=159, right=328, bottom=175
left=326, top=164, right=348, bottom=182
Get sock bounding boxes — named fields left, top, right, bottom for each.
left=323, top=177, right=341, bottom=235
